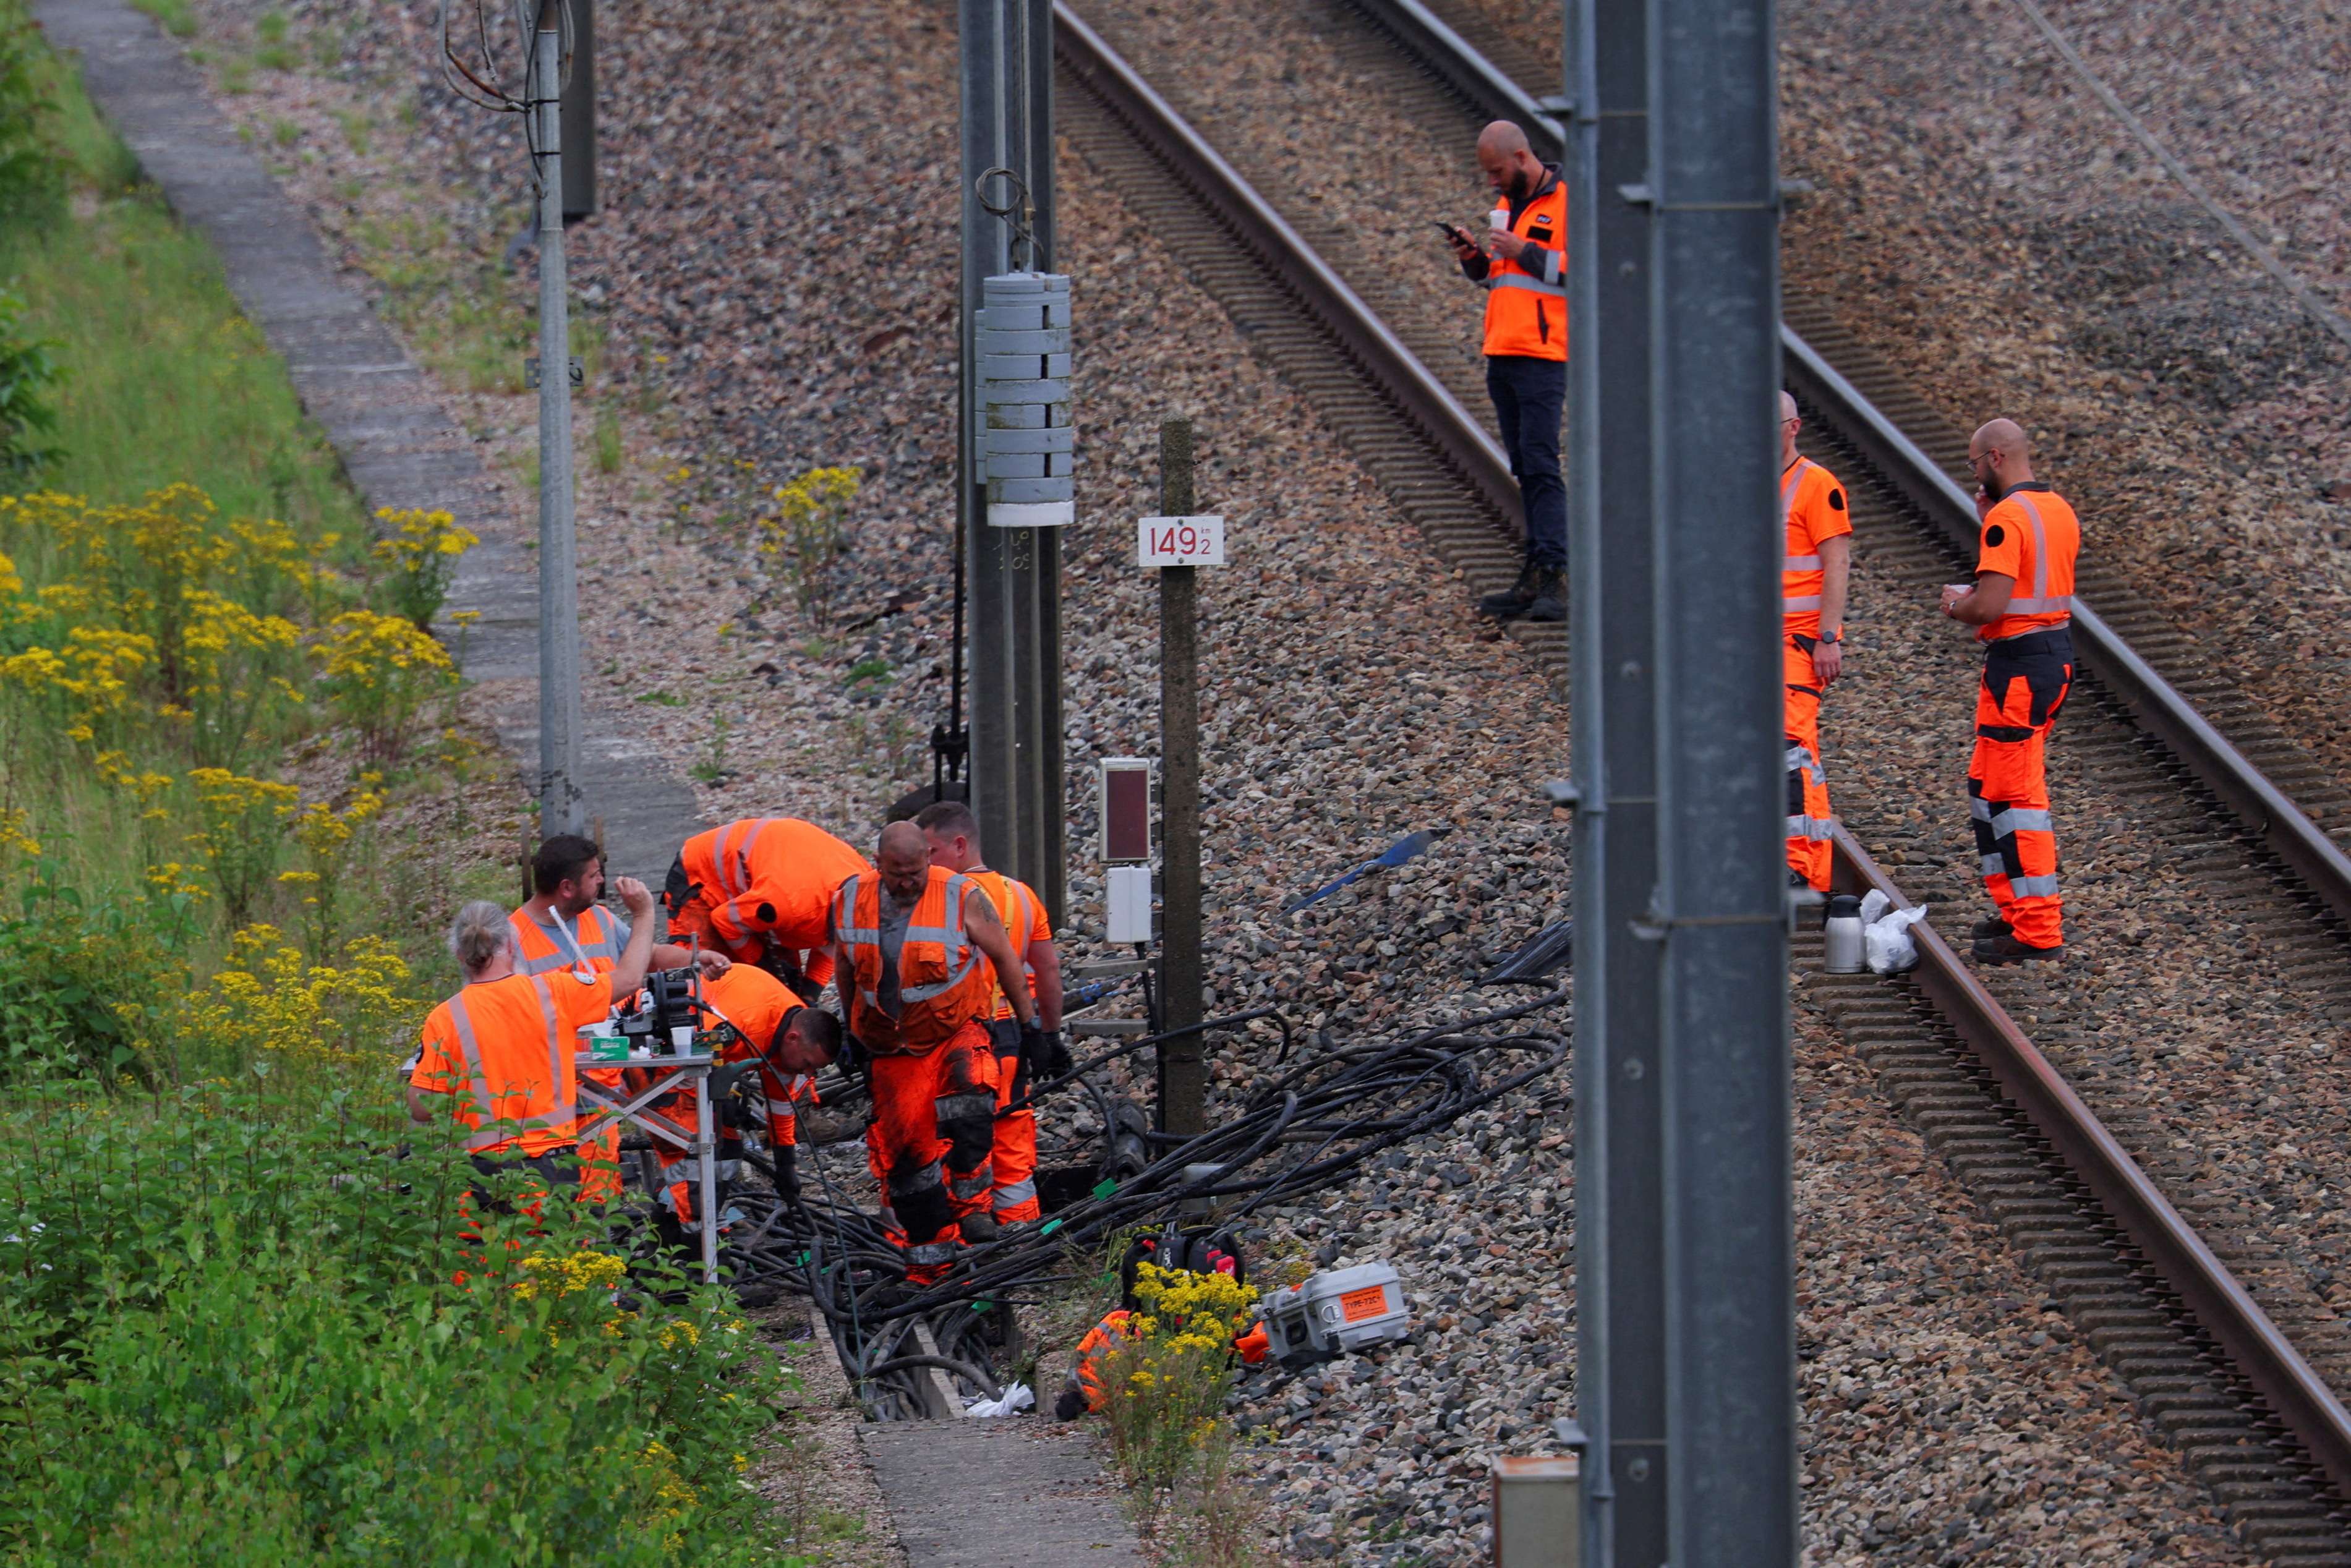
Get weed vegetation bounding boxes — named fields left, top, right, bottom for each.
left=0, top=9, right=812, bottom=1559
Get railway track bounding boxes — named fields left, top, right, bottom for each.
left=1053, top=1, right=2351, bottom=1556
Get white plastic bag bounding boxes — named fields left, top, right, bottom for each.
left=1863, top=900, right=1929, bottom=974
left=965, top=1381, right=1036, bottom=1418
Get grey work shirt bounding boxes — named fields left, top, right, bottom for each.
left=876, top=885, right=919, bottom=1019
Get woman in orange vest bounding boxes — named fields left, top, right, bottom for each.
left=407, top=881, right=659, bottom=1193
left=1940, top=418, right=2078, bottom=964
left=1447, top=119, right=1569, bottom=625
left=829, top=822, right=1035, bottom=1284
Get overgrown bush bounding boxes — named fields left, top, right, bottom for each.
left=0, top=1081, right=794, bottom=1563
left=0, top=0, right=62, bottom=223
left=369, top=505, right=477, bottom=628
left=0, top=289, right=61, bottom=477
left=315, top=607, right=458, bottom=762
left=755, top=465, right=860, bottom=626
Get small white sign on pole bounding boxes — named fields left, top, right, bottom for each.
left=1106, top=864, right=1154, bottom=944
left=1137, top=514, right=1226, bottom=568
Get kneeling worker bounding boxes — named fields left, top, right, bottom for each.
left=915, top=799, right=1068, bottom=1229
left=666, top=817, right=871, bottom=998
left=408, top=879, right=660, bottom=1187
left=1940, top=417, right=2078, bottom=964
left=829, top=820, right=1036, bottom=1283
left=645, top=961, right=843, bottom=1234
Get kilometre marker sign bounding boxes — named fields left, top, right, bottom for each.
left=1137, top=514, right=1226, bottom=567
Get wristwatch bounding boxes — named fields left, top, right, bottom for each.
left=1817, top=629, right=1842, bottom=646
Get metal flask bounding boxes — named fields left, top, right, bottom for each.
left=1822, top=894, right=1866, bottom=974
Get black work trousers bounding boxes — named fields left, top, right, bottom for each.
left=1485, top=353, right=1568, bottom=570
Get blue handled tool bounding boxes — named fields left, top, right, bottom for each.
left=1282, top=828, right=1451, bottom=914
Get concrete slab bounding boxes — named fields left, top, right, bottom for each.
left=861, top=1420, right=1149, bottom=1567
left=32, top=0, right=702, bottom=880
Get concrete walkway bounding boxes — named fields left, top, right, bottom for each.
left=863, top=1420, right=1149, bottom=1567
left=32, top=0, right=699, bottom=881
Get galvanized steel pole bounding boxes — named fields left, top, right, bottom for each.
left=1648, top=0, right=1795, bottom=1549
left=1565, top=0, right=1665, bottom=1559
left=531, top=0, right=584, bottom=835
left=961, top=0, right=1068, bottom=926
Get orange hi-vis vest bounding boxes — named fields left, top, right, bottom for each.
left=1481, top=176, right=1568, bottom=362
left=509, top=904, right=623, bottom=979
left=834, top=867, right=996, bottom=1055
left=416, top=971, right=607, bottom=1156
left=679, top=817, right=872, bottom=953
left=1976, top=484, right=2080, bottom=644
left=963, top=868, right=1045, bottom=1022
left=1780, top=456, right=1851, bottom=638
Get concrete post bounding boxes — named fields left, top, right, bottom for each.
left=1156, top=417, right=1204, bottom=1135
left=1649, top=0, right=1795, bottom=1550
left=530, top=0, right=584, bottom=834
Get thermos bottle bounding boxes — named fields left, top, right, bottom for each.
left=1822, top=894, right=1865, bottom=974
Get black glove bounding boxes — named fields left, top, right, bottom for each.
left=1024, top=1025, right=1072, bottom=1081
left=775, top=1143, right=802, bottom=1206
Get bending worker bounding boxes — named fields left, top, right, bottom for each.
left=645, top=960, right=842, bottom=1248
left=1939, top=417, right=2078, bottom=965
left=1446, top=119, right=1568, bottom=625
left=511, top=832, right=725, bottom=1198
left=829, top=820, right=1036, bottom=1283
left=407, top=880, right=659, bottom=1189
left=665, top=817, right=872, bottom=999
left=1778, top=391, right=1851, bottom=894
left=915, top=799, right=1069, bottom=1229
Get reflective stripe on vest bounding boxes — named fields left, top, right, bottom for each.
left=513, top=906, right=618, bottom=978
left=2003, top=493, right=2075, bottom=616
left=716, top=819, right=773, bottom=935
left=447, top=979, right=576, bottom=1153
left=1488, top=271, right=1567, bottom=299
left=1781, top=459, right=1824, bottom=613
left=892, top=872, right=983, bottom=1007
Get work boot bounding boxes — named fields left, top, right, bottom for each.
left=1478, top=560, right=1540, bottom=620
left=1974, top=932, right=2062, bottom=965
left=958, top=1212, right=1001, bottom=1245
left=1971, top=916, right=2012, bottom=942
left=1524, top=568, right=1566, bottom=624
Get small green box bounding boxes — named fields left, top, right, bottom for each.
left=582, top=1029, right=629, bottom=1063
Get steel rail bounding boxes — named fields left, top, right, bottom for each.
left=1833, top=825, right=2351, bottom=1501
left=1058, top=0, right=2351, bottom=1507
left=1052, top=4, right=1525, bottom=529
left=1349, top=0, right=2351, bottom=932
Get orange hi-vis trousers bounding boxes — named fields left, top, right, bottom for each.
left=1969, top=628, right=2073, bottom=949
left=1783, top=633, right=1833, bottom=890
left=869, top=1021, right=999, bottom=1285
left=986, top=1020, right=1041, bottom=1225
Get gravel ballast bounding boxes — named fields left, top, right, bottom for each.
left=130, top=0, right=2302, bottom=1559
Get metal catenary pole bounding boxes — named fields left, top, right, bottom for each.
left=530, top=0, right=584, bottom=835
left=1156, top=417, right=1205, bottom=1135
left=1648, top=0, right=1794, bottom=1549
left=960, top=0, right=1068, bottom=925
left=1564, top=0, right=1665, bottom=1559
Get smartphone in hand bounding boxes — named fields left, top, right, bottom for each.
left=1433, top=221, right=1473, bottom=247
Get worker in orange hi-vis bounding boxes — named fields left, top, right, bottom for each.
left=663, top=818, right=872, bottom=1000
left=408, top=886, right=659, bottom=1212
left=1940, top=417, right=2079, bottom=965
left=830, top=822, right=1036, bottom=1285
left=912, top=798, right=1067, bottom=1229
left=509, top=832, right=728, bottom=1201
left=1777, top=391, right=1852, bottom=896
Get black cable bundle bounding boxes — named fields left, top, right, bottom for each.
left=705, top=989, right=1569, bottom=1417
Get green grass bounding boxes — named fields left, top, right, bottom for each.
left=2, top=42, right=356, bottom=532
left=350, top=210, right=531, bottom=395
left=126, top=0, right=194, bottom=37
left=594, top=401, right=625, bottom=473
